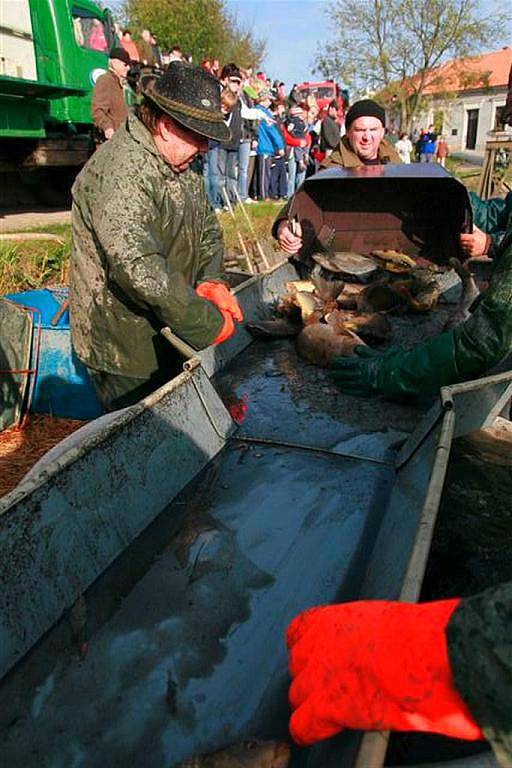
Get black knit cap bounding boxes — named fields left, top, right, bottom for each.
left=144, top=61, right=230, bottom=143
left=345, top=99, right=385, bottom=129
left=110, top=47, right=131, bottom=65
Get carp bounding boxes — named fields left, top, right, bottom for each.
left=296, top=321, right=365, bottom=367
left=339, top=276, right=440, bottom=314
left=245, top=318, right=302, bottom=339
left=311, top=250, right=377, bottom=280
left=325, top=308, right=393, bottom=343
left=176, top=739, right=291, bottom=768
left=371, top=249, right=417, bottom=273
left=443, top=258, right=480, bottom=330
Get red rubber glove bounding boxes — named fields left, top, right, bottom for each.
left=286, top=599, right=483, bottom=746
left=195, top=281, right=243, bottom=323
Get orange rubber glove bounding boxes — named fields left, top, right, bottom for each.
left=286, top=599, right=483, bottom=747
left=211, top=309, right=235, bottom=345
left=195, top=281, right=243, bottom=323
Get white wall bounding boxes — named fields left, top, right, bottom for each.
left=414, top=89, right=508, bottom=153
left=0, top=0, right=37, bottom=80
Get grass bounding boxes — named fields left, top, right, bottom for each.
left=0, top=227, right=71, bottom=294
left=0, top=203, right=284, bottom=294
left=1, top=162, right=495, bottom=294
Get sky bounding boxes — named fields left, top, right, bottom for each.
left=225, top=0, right=330, bottom=88
left=225, top=0, right=507, bottom=92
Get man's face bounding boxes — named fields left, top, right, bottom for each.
left=347, top=116, right=385, bottom=161
left=154, top=117, right=208, bottom=173
left=111, top=58, right=129, bottom=78
left=226, top=76, right=241, bottom=94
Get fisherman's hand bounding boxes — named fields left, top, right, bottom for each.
left=460, top=226, right=490, bottom=258
left=286, top=600, right=482, bottom=746
left=104, top=127, right=115, bottom=140
left=330, top=345, right=390, bottom=396
left=277, top=220, right=303, bottom=254
left=196, top=281, right=243, bottom=322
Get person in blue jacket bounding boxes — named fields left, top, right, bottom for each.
left=255, top=90, right=285, bottom=200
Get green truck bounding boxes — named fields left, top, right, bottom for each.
left=0, top=0, right=116, bottom=202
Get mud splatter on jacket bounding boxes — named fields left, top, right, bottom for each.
left=448, top=581, right=512, bottom=766
left=70, top=113, right=225, bottom=378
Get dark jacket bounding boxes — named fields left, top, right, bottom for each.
left=320, top=115, right=340, bottom=152
left=222, top=99, right=242, bottom=151
left=91, top=70, right=129, bottom=134
left=448, top=581, right=512, bottom=766
left=70, top=113, right=225, bottom=379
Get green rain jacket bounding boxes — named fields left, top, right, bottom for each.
left=470, top=191, right=512, bottom=259
left=447, top=581, right=512, bottom=766
left=70, top=113, right=225, bottom=379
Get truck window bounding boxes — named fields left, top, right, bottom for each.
left=72, top=7, right=109, bottom=52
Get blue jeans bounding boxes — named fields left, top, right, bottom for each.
left=238, top=140, right=251, bottom=200
left=207, top=144, right=223, bottom=208
left=219, top=148, right=238, bottom=204
left=287, top=153, right=306, bottom=198
left=270, top=156, right=287, bottom=199
left=257, top=155, right=272, bottom=199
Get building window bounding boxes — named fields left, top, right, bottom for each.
left=465, top=109, right=479, bottom=150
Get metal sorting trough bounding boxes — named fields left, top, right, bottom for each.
left=0, top=261, right=510, bottom=768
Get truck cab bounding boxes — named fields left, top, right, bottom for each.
left=0, top=0, right=116, bottom=201
left=296, top=79, right=349, bottom=112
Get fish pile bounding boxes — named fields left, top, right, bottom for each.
left=247, top=248, right=475, bottom=367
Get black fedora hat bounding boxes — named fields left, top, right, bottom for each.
left=144, top=61, right=230, bottom=143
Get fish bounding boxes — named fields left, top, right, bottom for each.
left=284, top=279, right=315, bottom=294
left=311, top=251, right=377, bottom=279
left=176, top=739, right=291, bottom=768
left=325, top=308, right=393, bottom=343
left=443, top=258, right=480, bottom=330
left=295, top=321, right=365, bottom=367
left=310, top=266, right=345, bottom=303
left=391, top=276, right=441, bottom=313
left=353, top=281, right=407, bottom=313
left=277, top=291, right=324, bottom=324
left=371, top=249, right=417, bottom=273
left=246, top=318, right=302, bottom=339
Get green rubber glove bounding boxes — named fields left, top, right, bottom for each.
left=330, top=331, right=460, bottom=398
left=332, top=231, right=512, bottom=399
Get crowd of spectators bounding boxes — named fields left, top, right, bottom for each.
left=91, top=25, right=451, bottom=200
left=195, top=63, right=346, bottom=208
left=392, top=125, right=450, bottom=166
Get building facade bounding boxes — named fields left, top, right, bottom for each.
left=411, top=48, right=512, bottom=153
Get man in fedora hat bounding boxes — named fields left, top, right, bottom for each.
left=91, top=47, right=132, bottom=141
left=70, top=62, right=243, bottom=410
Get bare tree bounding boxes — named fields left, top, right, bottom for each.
left=315, top=0, right=507, bottom=129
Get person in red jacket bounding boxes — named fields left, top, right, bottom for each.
left=282, top=104, right=311, bottom=198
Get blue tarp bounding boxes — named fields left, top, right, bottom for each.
left=5, top=288, right=103, bottom=420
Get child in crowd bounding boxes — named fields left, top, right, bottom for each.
left=436, top=135, right=450, bottom=167
left=282, top=104, right=311, bottom=197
